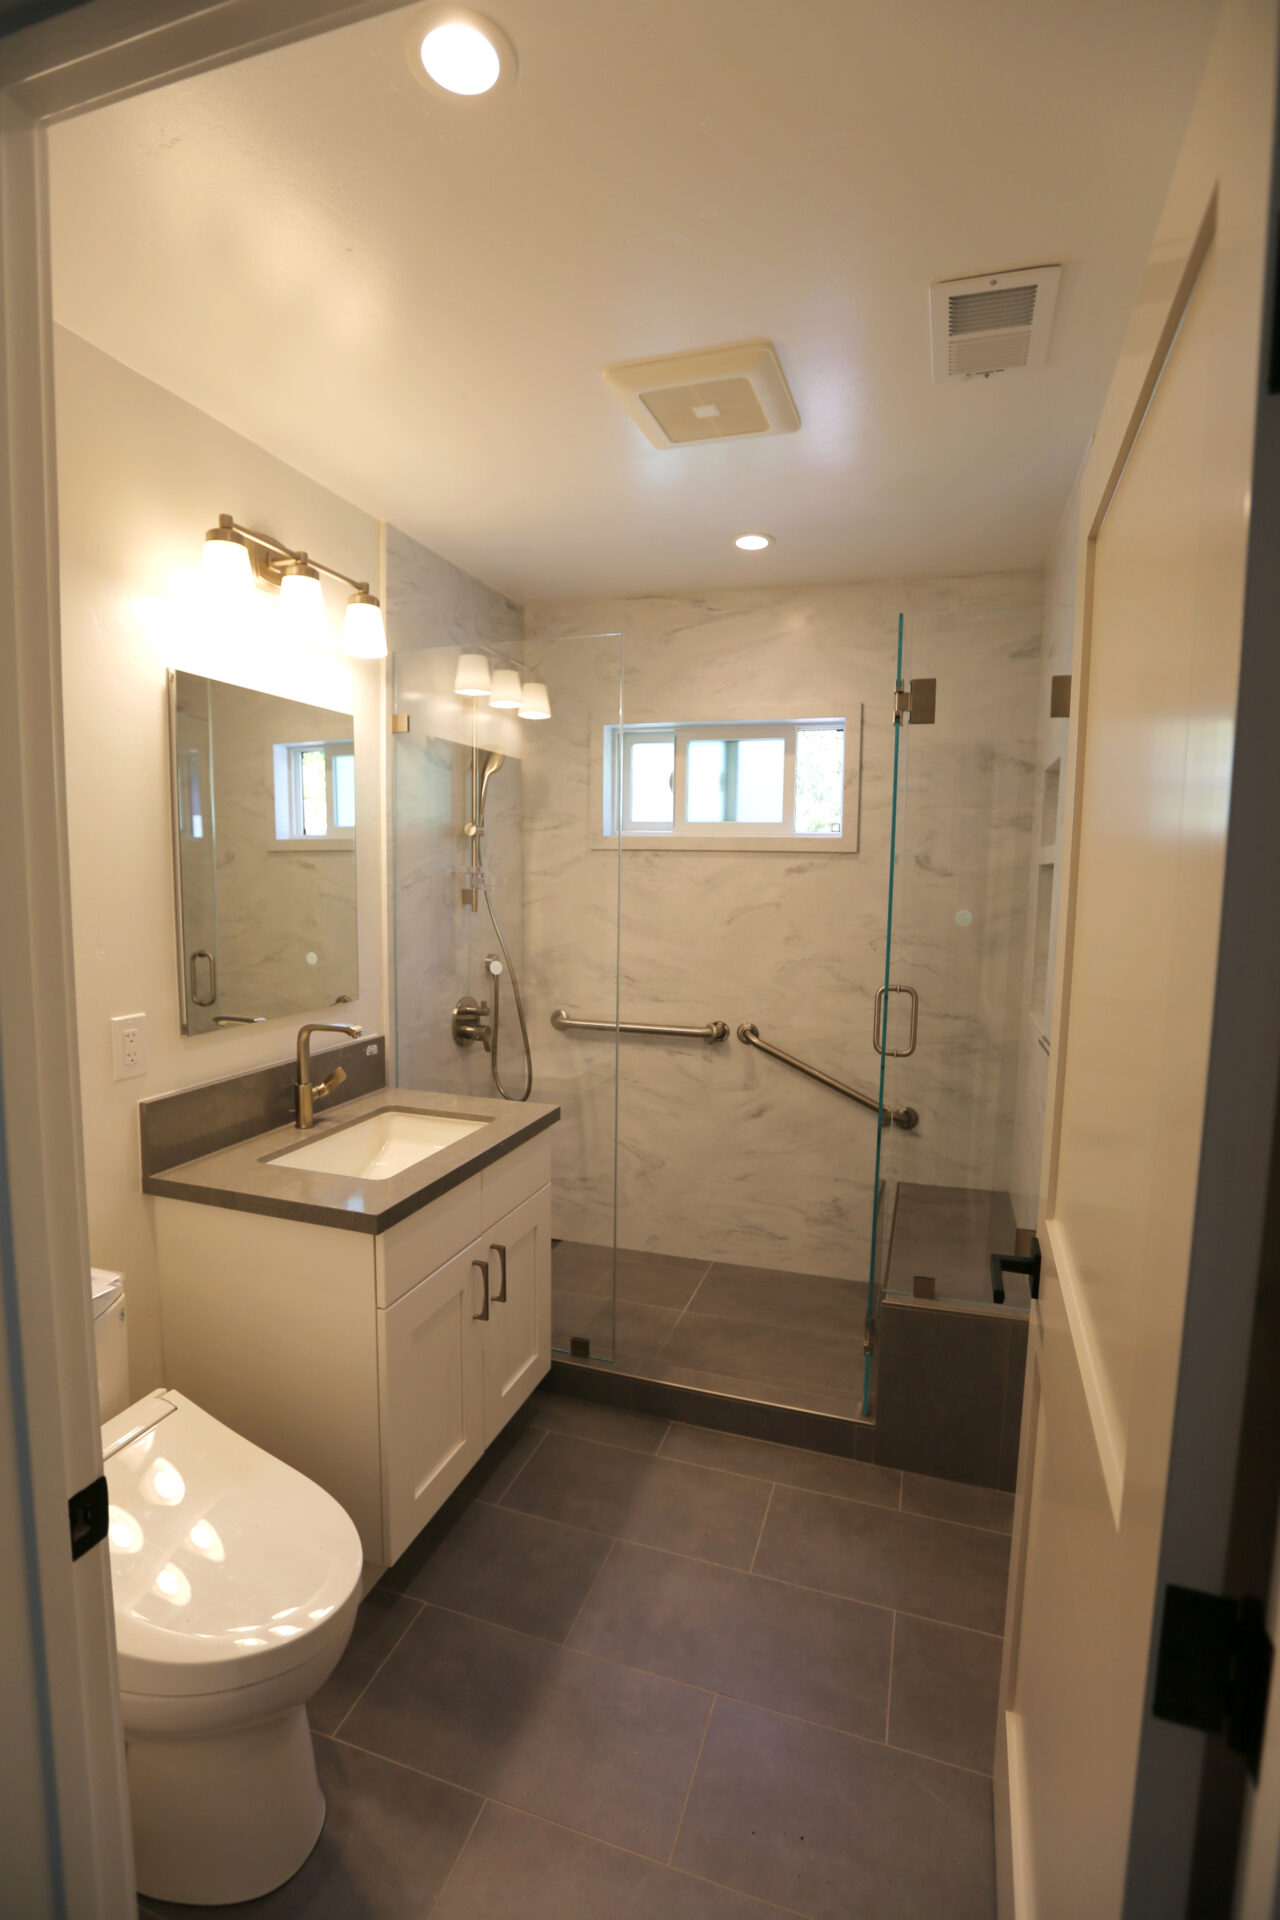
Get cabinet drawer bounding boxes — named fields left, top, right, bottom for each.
left=482, top=1136, right=551, bottom=1225
left=376, top=1172, right=484, bottom=1308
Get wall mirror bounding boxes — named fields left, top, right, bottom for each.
left=169, top=670, right=359, bottom=1034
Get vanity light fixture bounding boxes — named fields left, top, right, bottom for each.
left=488, top=668, right=524, bottom=709
left=734, top=532, right=773, bottom=551
left=518, top=681, right=551, bottom=720
left=200, top=514, right=387, bottom=657
left=454, top=653, right=492, bottom=698
left=407, top=6, right=516, bottom=98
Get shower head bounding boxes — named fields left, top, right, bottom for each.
left=477, top=750, right=506, bottom=831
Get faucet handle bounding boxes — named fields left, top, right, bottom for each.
left=316, top=1065, right=347, bottom=1096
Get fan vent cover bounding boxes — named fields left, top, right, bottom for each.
left=604, top=340, right=800, bottom=449
left=930, top=266, right=1061, bottom=383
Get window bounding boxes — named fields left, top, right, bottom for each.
left=605, top=720, right=849, bottom=845
left=273, top=740, right=355, bottom=842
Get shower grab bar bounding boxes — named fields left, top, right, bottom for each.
left=737, top=1023, right=919, bottom=1130
left=551, top=1008, right=730, bottom=1044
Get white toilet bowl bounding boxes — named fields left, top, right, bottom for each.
left=103, top=1389, right=363, bottom=1906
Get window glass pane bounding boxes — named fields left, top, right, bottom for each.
left=686, top=738, right=727, bottom=822
left=628, top=737, right=674, bottom=824
left=795, top=727, right=844, bottom=834
left=732, top=737, right=786, bottom=823
left=332, top=751, right=356, bottom=830
left=299, top=748, right=328, bottom=836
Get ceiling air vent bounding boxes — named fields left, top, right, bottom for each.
left=603, top=339, right=800, bottom=449
left=930, top=266, right=1061, bottom=384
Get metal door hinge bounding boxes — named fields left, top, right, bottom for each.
left=391, top=713, right=410, bottom=734
left=893, top=679, right=936, bottom=725
left=69, top=1474, right=108, bottom=1560
left=1153, top=1585, right=1274, bottom=1780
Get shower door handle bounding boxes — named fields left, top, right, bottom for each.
left=873, top=985, right=918, bottom=1057
left=490, top=1243, right=508, bottom=1305
left=471, top=1259, right=490, bottom=1321
left=990, top=1239, right=1041, bottom=1305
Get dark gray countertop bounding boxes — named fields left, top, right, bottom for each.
left=142, top=1086, right=560, bottom=1234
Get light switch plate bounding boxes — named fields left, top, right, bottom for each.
left=111, top=1012, right=148, bottom=1081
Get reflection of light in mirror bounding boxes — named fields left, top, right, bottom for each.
left=188, top=1519, right=225, bottom=1562
left=153, top=1563, right=192, bottom=1607
left=108, top=1506, right=143, bottom=1554
left=144, top=1458, right=185, bottom=1506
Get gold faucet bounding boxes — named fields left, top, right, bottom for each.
left=295, top=1022, right=363, bottom=1128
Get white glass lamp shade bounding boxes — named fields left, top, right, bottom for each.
left=488, top=668, right=524, bottom=709
left=341, top=591, right=387, bottom=659
left=409, top=9, right=516, bottom=97
left=278, top=562, right=329, bottom=646
left=454, top=653, right=492, bottom=698
left=518, top=681, right=551, bottom=720
left=201, top=524, right=253, bottom=600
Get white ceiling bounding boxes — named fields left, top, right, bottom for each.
left=48, top=0, right=1216, bottom=602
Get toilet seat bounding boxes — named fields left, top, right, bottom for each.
left=103, top=1389, right=363, bottom=1699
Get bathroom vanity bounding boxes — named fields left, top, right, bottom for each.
left=146, top=1083, right=559, bottom=1568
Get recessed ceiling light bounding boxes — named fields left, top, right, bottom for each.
left=734, top=533, right=772, bottom=551
left=407, top=7, right=516, bottom=98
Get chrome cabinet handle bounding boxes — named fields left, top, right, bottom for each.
left=490, top=1242, right=508, bottom=1304
left=190, top=949, right=217, bottom=1007
left=471, top=1259, right=490, bottom=1321
left=873, top=984, right=919, bottom=1058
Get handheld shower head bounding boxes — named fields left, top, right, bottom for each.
left=477, top=750, right=506, bottom=831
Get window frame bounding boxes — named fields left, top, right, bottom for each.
left=601, top=713, right=859, bottom=853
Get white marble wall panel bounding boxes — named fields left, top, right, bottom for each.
left=386, top=526, right=529, bottom=1098
left=524, top=575, right=1044, bottom=1280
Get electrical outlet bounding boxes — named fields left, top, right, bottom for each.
left=111, top=1012, right=148, bottom=1081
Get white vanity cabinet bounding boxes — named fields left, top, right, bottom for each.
left=155, top=1134, right=552, bottom=1569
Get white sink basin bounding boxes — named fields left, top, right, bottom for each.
left=271, top=1109, right=489, bottom=1181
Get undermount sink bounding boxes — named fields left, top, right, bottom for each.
left=269, top=1109, right=490, bottom=1181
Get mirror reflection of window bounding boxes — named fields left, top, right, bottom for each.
left=278, top=740, right=356, bottom=841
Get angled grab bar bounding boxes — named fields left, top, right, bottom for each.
left=551, top=1008, right=729, bottom=1043
left=737, top=1023, right=919, bottom=1130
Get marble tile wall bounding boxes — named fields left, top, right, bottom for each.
left=523, top=577, right=1045, bottom=1281
left=386, top=526, right=529, bottom=1098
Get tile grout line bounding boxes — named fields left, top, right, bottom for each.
left=329, top=1592, right=426, bottom=1739
left=747, top=1480, right=777, bottom=1574
left=486, top=1424, right=548, bottom=1504
left=422, top=1793, right=489, bottom=1920
left=561, top=1533, right=619, bottom=1643
left=884, top=1611, right=897, bottom=1744
left=666, top=1691, right=718, bottom=1867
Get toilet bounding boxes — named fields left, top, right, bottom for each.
left=101, top=1384, right=363, bottom=1906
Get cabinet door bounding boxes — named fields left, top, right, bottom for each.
left=483, top=1186, right=552, bottom=1444
left=378, top=1237, right=488, bottom=1564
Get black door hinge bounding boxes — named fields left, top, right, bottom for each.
left=69, top=1474, right=108, bottom=1561
left=1153, top=1585, right=1274, bottom=1780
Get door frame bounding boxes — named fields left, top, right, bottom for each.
left=996, top=9, right=1280, bottom=1912
left=0, top=3, right=406, bottom=1912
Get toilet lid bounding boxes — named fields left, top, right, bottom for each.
left=104, top=1390, right=363, bottom=1697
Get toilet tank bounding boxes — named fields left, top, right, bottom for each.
left=91, top=1268, right=129, bottom=1421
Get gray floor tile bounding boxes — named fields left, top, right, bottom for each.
left=691, top=1264, right=868, bottom=1338
left=528, top=1387, right=670, bottom=1455
left=754, top=1485, right=1010, bottom=1634
left=570, top=1540, right=892, bottom=1740
left=552, top=1289, right=683, bottom=1367
left=308, top=1587, right=422, bottom=1735
left=432, top=1800, right=790, bottom=1919
left=142, top=1734, right=481, bottom=1918
left=343, top=1604, right=711, bottom=1858
left=658, top=1311, right=865, bottom=1402
left=467, top=1416, right=547, bottom=1503
left=394, top=1498, right=611, bottom=1641
left=902, top=1472, right=1015, bottom=1535
left=674, top=1698, right=995, bottom=1920
left=554, top=1243, right=712, bottom=1309
left=552, top=1239, right=613, bottom=1291
left=660, top=1423, right=900, bottom=1509
left=501, top=1430, right=772, bottom=1568
left=888, top=1614, right=1003, bottom=1774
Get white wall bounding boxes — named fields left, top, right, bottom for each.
left=54, top=328, right=385, bottom=1396
left=523, top=575, right=1043, bottom=1279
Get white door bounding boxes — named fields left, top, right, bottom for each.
left=378, top=1238, right=488, bottom=1563
left=482, top=1187, right=552, bottom=1443
left=996, top=3, right=1278, bottom=1914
